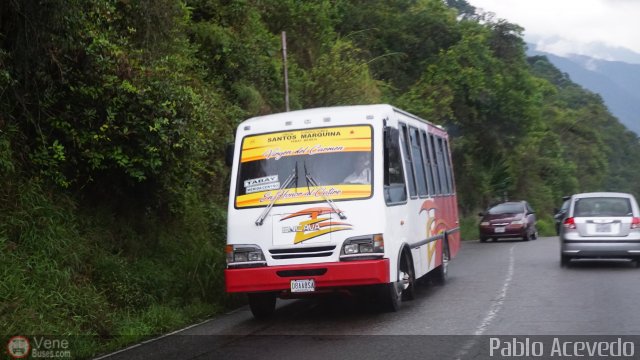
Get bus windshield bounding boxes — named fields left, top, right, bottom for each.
left=235, top=125, right=373, bottom=208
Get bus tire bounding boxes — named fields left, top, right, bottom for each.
left=378, top=251, right=410, bottom=312
left=248, top=292, right=277, bottom=319
left=400, top=252, right=416, bottom=301
left=378, top=282, right=401, bottom=312
left=432, top=239, right=450, bottom=286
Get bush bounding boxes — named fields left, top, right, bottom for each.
left=535, top=216, right=556, bottom=237
left=459, top=214, right=480, bottom=241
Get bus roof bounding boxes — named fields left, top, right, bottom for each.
left=238, top=104, right=441, bottom=130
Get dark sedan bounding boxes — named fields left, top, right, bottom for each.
left=479, top=201, right=538, bottom=242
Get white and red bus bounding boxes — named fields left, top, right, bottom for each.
left=224, top=104, right=460, bottom=318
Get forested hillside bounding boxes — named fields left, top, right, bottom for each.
left=527, top=50, right=640, bottom=136
left=2, top=0, right=639, bottom=356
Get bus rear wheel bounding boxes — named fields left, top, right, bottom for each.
left=432, top=240, right=450, bottom=285
left=248, top=292, right=277, bottom=319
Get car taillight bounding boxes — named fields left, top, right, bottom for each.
left=563, top=217, right=576, bottom=229
left=631, top=217, right=640, bottom=229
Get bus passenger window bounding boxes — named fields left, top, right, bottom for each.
left=443, top=139, right=455, bottom=193
left=429, top=134, right=442, bottom=195
left=400, top=124, right=417, bottom=198
left=420, top=130, right=435, bottom=196
left=410, top=127, right=428, bottom=197
left=436, top=137, right=448, bottom=194
left=384, top=127, right=407, bottom=204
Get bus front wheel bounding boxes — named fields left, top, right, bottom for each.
left=379, top=252, right=414, bottom=312
left=377, top=281, right=401, bottom=312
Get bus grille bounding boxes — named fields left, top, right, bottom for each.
left=269, top=245, right=336, bottom=260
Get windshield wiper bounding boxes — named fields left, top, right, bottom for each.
left=303, top=162, right=347, bottom=220
left=255, top=164, right=298, bottom=226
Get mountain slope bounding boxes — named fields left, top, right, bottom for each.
left=528, top=48, right=640, bottom=135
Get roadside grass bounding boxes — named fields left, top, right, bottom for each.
left=535, top=216, right=556, bottom=237
left=459, top=215, right=480, bottom=241
left=0, top=178, right=232, bottom=359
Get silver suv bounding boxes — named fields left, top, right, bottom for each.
left=560, top=192, right=640, bottom=267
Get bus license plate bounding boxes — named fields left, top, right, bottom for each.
left=291, top=279, right=315, bottom=293
left=494, top=227, right=506, bottom=233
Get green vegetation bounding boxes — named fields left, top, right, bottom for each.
left=2, top=0, right=640, bottom=356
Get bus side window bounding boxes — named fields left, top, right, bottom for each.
left=384, top=127, right=407, bottom=204
left=443, top=139, right=455, bottom=193
left=428, top=133, right=442, bottom=195
left=410, top=127, right=428, bottom=197
left=400, top=123, right=417, bottom=198
left=419, top=130, right=434, bottom=196
left=435, top=136, right=449, bottom=194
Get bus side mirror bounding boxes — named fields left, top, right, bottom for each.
left=225, top=142, right=234, bottom=167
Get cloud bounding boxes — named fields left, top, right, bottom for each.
left=466, top=0, right=640, bottom=57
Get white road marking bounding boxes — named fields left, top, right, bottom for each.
left=92, top=317, right=213, bottom=360
left=454, top=244, right=516, bottom=359
left=474, top=244, right=516, bottom=335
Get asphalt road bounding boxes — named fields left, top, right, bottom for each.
left=98, top=237, right=640, bottom=360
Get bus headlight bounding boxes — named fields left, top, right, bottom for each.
left=340, top=234, right=384, bottom=260
left=344, top=243, right=360, bottom=254
left=226, top=245, right=267, bottom=268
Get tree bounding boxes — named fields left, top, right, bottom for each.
left=302, top=39, right=382, bottom=107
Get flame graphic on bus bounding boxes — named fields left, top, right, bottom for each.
left=281, top=207, right=352, bottom=244
left=420, top=199, right=448, bottom=267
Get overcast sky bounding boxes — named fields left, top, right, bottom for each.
left=465, top=0, right=640, bottom=61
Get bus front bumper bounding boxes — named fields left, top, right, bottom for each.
left=225, top=259, right=390, bottom=293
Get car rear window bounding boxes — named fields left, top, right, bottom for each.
left=573, top=197, right=632, bottom=217
left=488, top=203, right=524, bottom=215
